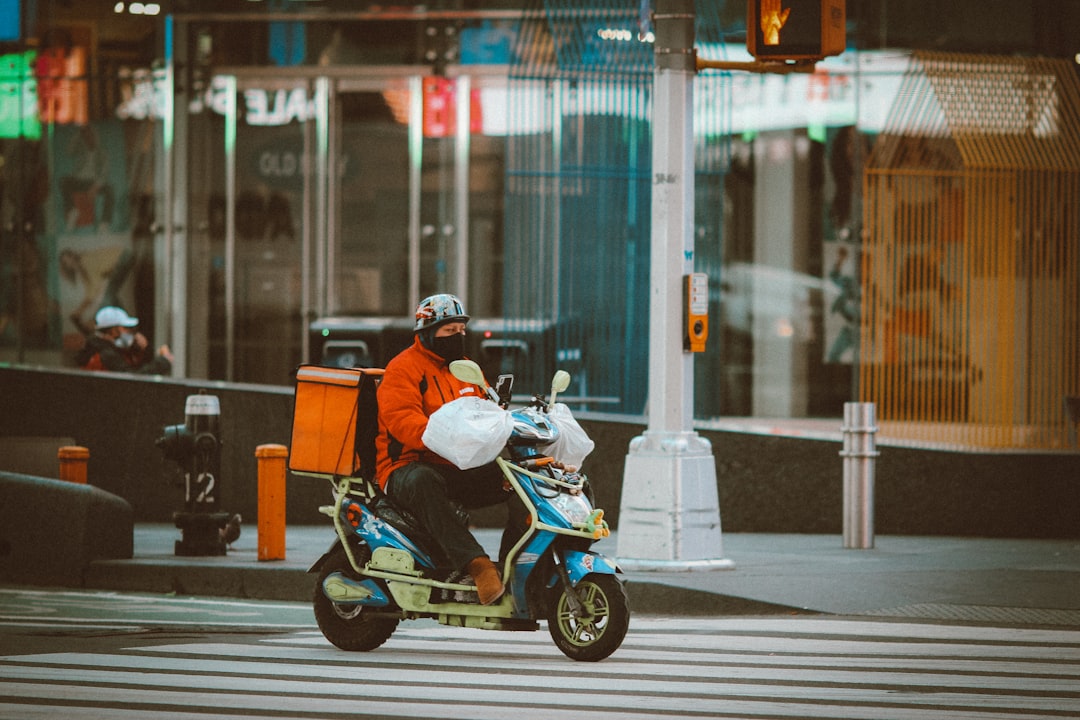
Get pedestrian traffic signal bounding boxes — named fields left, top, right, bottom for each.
left=747, top=0, right=845, bottom=61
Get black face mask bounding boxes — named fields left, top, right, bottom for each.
left=431, top=332, right=466, bottom=362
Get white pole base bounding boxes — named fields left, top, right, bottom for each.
left=615, top=431, right=733, bottom=570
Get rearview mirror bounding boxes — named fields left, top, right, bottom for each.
left=449, top=359, right=486, bottom=387
left=551, top=370, right=570, bottom=395
left=548, top=369, right=571, bottom=409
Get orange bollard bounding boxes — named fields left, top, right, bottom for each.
left=57, top=446, right=90, bottom=484
left=256, top=444, right=288, bottom=561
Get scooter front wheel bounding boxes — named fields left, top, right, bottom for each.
left=546, top=573, right=629, bottom=662
left=313, top=543, right=399, bottom=651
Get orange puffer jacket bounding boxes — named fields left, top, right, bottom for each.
left=374, top=336, right=485, bottom=489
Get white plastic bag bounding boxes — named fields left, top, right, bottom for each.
left=545, top=402, right=595, bottom=467
left=422, top=396, right=513, bottom=469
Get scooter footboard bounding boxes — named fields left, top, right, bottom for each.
left=561, top=550, right=620, bottom=586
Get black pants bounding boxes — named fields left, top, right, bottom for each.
left=386, top=461, right=528, bottom=571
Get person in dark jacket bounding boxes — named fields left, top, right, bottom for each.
left=75, top=305, right=172, bottom=375
left=375, top=293, right=523, bottom=605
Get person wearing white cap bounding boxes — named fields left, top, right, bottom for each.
left=75, top=305, right=173, bottom=374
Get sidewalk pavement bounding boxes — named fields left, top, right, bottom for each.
left=80, top=524, right=1080, bottom=625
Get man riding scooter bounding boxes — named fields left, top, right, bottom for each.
left=374, top=293, right=527, bottom=605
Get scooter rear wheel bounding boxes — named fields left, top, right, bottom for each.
left=313, top=543, right=399, bottom=651
left=546, top=573, right=629, bottom=662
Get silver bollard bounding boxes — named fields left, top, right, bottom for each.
left=841, top=402, right=879, bottom=549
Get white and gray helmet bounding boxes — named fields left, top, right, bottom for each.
left=413, top=293, right=469, bottom=332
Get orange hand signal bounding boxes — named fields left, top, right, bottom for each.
left=760, top=0, right=791, bottom=45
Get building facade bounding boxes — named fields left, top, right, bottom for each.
left=1, top=1, right=1077, bottom=448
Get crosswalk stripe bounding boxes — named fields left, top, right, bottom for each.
left=3, top=617, right=1079, bottom=719
left=1, top=683, right=1072, bottom=720
left=6, top=652, right=1080, bottom=698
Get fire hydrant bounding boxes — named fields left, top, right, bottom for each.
left=156, top=391, right=239, bottom=556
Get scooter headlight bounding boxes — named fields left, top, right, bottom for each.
left=547, top=490, right=593, bottom=525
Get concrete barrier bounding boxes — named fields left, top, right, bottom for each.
left=0, top=366, right=303, bottom=524
left=0, top=471, right=133, bottom=585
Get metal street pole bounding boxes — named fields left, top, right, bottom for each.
left=616, top=0, right=731, bottom=571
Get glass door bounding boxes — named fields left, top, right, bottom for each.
left=219, top=73, right=419, bottom=380
left=325, top=74, right=482, bottom=367
left=329, top=79, right=413, bottom=318
left=207, top=70, right=505, bottom=382
left=329, top=75, right=506, bottom=322
left=212, top=76, right=312, bottom=385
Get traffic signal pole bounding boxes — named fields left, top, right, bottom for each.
left=616, top=0, right=732, bottom=571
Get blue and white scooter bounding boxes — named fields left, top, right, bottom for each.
left=306, top=360, right=628, bottom=662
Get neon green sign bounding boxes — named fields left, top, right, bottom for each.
left=0, top=50, right=40, bottom=139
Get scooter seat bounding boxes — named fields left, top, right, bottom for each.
left=368, top=494, right=466, bottom=569
left=370, top=495, right=427, bottom=540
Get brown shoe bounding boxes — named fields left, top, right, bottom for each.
left=466, top=556, right=505, bottom=605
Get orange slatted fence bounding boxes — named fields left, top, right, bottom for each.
left=860, top=53, right=1080, bottom=450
